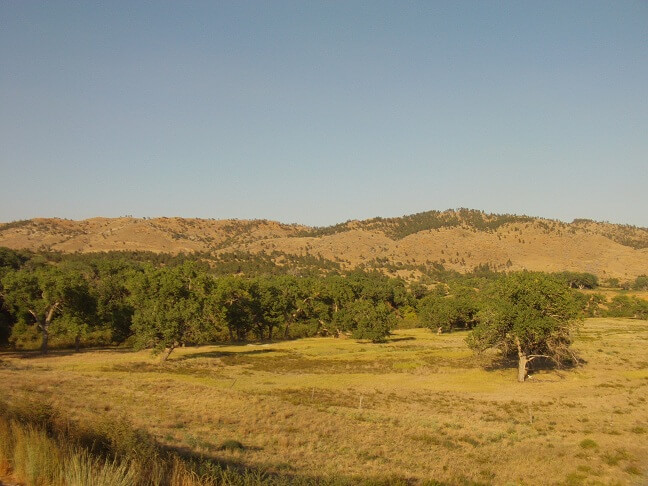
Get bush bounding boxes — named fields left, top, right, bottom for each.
left=632, top=275, right=648, bottom=291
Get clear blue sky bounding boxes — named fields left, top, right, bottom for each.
left=1, top=1, right=647, bottom=227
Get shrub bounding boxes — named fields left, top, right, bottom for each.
left=632, top=275, right=648, bottom=291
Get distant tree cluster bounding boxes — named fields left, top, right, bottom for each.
left=553, top=271, right=599, bottom=289
left=605, top=295, right=648, bottom=320
left=418, top=286, right=481, bottom=333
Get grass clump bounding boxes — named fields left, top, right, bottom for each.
left=578, top=439, right=598, bottom=450
left=601, top=449, right=630, bottom=466
left=624, top=464, right=642, bottom=476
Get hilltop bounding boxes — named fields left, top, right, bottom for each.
left=1, top=209, right=647, bottom=279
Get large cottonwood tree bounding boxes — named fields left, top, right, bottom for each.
left=466, top=272, right=581, bottom=382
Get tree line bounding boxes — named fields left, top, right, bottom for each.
left=0, top=248, right=410, bottom=358
left=1, top=247, right=646, bottom=380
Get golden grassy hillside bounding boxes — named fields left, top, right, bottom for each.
left=1, top=318, right=647, bottom=484
left=1, top=209, right=647, bottom=279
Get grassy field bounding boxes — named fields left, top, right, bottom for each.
left=1, top=318, right=647, bottom=485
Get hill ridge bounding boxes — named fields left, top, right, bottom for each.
left=1, top=209, right=647, bottom=279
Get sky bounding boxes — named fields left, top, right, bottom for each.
left=1, top=1, right=647, bottom=227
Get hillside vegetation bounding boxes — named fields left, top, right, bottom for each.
left=1, top=209, right=647, bottom=279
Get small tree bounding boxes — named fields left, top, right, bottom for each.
left=466, top=272, right=581, bottom=382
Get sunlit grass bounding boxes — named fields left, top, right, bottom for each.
left=2, top=318, right=648, bottom=484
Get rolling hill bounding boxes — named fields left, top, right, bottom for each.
left=1, top=209, right=647, bottom=280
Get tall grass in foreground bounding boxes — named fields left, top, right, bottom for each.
left=0, top=414, right=278, bottom=485
left=0, top=399, right=270, bottom=485
left=0, top=399, right=433, bottom=486
left=0, top=418, right=136, bottom=485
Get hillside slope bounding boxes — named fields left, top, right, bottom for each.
left=1, top=210, right=647, bottom=279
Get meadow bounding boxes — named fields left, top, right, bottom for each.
left=1, top=318, right=647, bottom=485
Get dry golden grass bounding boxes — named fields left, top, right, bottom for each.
left=1, top=318, right=648, bottom=485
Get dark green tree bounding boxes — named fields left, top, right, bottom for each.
left=209, top=276, right=255, bottom=342
left=0, top=247, right=33, bottom=346
left=249, top=277, right=296, bottom=340
left=90, top=259, right=136, bottom=343
left=285, top=277, right=330, bottom=338
left=334, top=300, right=396, bottom=342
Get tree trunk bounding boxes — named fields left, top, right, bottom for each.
left=283, top=321, right=291, bottom=339
left=161, top=343, right=176, bottom=362
left=268, top=325, right=273, bottom=340
left=35, top=303, right=59, bottom=355
left=515, top=337, right=528, bottom=382
left=40, top=326, right=49, bottom=354
left=75, top=334, right=81, bottom=353
left=517, top=355, right=528, bottom=382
